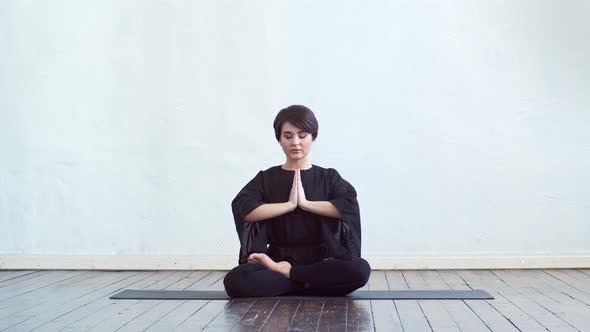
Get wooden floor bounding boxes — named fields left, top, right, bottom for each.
left=0, top=269, right=589, bottom=331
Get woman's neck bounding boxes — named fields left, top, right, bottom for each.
left=282, top=159, right=312, bottom=170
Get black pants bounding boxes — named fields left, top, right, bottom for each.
left=223, top=257, right=371, bottom=298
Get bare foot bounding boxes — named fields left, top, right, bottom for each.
left=248, top=253, right=292, bottom=279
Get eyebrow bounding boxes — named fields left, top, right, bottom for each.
left=283, top=131, right=307, bottom=134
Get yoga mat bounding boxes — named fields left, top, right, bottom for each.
left=110, top=289, right=494, bottom=300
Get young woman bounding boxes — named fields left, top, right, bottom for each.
left=224, top=105, right=371, bottom=297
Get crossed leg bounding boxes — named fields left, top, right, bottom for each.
left=223, top=253, right=371, bottom=298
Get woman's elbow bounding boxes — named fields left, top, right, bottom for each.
left=244, top=210, right=258, bottom=223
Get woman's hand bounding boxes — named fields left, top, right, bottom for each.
left=296, top=169, right=309, bottom=209
left=287, top=169, right=298, bottom=210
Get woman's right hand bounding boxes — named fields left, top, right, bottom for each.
left=287, top=170, right=298, bottom=210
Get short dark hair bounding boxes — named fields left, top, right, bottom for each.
left=273, top=105, right=319, bottom=142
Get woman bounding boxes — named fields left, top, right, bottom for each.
left=224, top=105, right=371, bottom=297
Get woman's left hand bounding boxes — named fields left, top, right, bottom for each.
left=296, top=169, right=308, bottom=209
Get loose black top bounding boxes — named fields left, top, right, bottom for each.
left=231, top=164, right=361, bottom=265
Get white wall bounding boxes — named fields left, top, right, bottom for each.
left=1, top=0, right=589, bottom=269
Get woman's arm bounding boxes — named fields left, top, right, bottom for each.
left=300, top=201, right=343, bottom=219
left=244, top=171, right=299, bottom=223
left=244, top=202, right=296, bottom=223
left=294, top=169, right=343, bottom=219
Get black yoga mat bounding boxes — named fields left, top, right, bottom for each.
left=110, top=289, right=493, bottom=300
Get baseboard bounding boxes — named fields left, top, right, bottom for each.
left=367, top=254, right=590, bottom=269
left=1, top=253, right=589, bottom=270
left=0, top=254, right=237, bottom=271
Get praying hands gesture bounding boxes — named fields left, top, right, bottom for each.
left=288, top=169, right=308, bottom=210
left=244, top=168, right=343, bottom=223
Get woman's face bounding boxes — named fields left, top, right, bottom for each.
left=279, top=121, right=313, bottom=161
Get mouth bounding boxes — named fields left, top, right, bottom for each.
left=290, top=149, right=302, bottom=153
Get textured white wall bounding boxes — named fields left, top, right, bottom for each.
left=1, top=1, right=589, bottom=266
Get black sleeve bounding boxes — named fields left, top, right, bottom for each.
left=327, top=168, right=362, bottom=257
left=231, top=171, right=266, bottom=223
left=328, top=170, right=358, bottom=220
left=231, top=171, right=268, bottom=264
